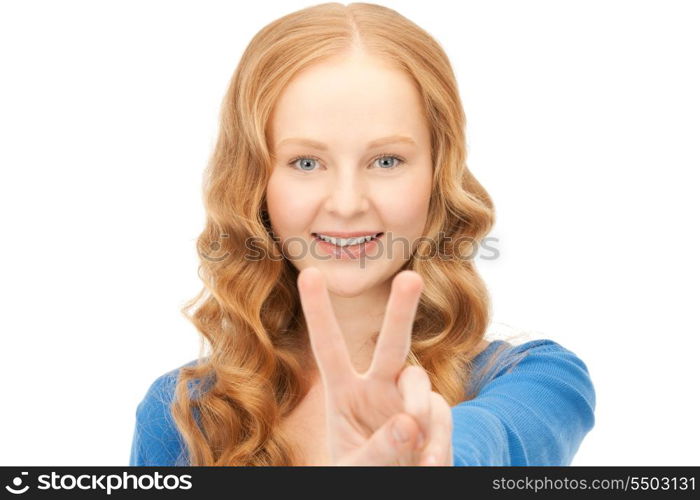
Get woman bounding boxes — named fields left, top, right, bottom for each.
left=129, top=2, right=595, bottom=466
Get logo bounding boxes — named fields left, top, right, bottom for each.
left=5, top=472, right=29, bottom=495
left=3, top=470, right=192, bottom=495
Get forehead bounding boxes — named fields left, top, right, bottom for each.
left=269, top=53, right=429, bottom=149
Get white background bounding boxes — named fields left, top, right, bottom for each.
left=1, top=0, right=698, bottom=466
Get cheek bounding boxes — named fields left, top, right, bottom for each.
left=378, top=173, right=431, bottom=235
left=265, top=171, right=314, bottom=235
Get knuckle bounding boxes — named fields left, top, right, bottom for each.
left=399, top=365, right=429, bottom=385
left=430, top=391, right=453, bottom=426
left=430, top=390, right=449, bottom=408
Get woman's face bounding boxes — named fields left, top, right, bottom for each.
left=266, top=50, right=433, bottom=297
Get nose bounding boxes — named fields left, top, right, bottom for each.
left=322, top=167, right=371, bottom=217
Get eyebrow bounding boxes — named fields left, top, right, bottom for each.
left=275, top=135, right=417, bottom=151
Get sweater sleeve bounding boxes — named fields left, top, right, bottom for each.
left=451, top=339, right=596, bottom=466
left=129, top=367, right=188, bottom=466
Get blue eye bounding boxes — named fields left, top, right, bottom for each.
left=290, top=157, right=319, bottom=171
left=375, top=155, right=403, bottom=169
left=287, top=153, right=405, bottom=172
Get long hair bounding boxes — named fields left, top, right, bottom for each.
left=171, top=2, right=506, bottom=466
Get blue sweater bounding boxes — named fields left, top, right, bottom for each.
left=129, top=338, right=596, bottom=466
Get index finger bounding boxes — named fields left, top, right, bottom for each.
left=297, top=266, right=355, bottom=387
left=366, top=270, right=424, bottom=380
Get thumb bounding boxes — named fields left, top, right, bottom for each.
left=344, top=413, right=423, bottom=466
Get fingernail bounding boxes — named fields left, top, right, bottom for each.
left=424, top=454, right=437, bottom=465
left=392, top=422, right=408, bottom=443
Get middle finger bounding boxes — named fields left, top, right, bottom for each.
left=397, top=364, right=432, bottom=448
left=366, top=270, right=424, bottom=380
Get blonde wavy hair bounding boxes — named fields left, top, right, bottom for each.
left=172, top=2, right=508, bottom=466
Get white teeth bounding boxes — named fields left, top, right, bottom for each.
left=316, top=233, right=379, bottom=247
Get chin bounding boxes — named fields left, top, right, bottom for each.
left=325, top=283, right=374, bottom=298
left=312, top=266, right=381, bottom=296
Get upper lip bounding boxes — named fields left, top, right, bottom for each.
left=313, top=231, right=383, bottom=238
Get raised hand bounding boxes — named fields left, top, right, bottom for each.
left=297, top=266, right=453, bottom=466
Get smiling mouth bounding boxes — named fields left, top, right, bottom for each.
left=311, top=232, right=384, bottom=247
